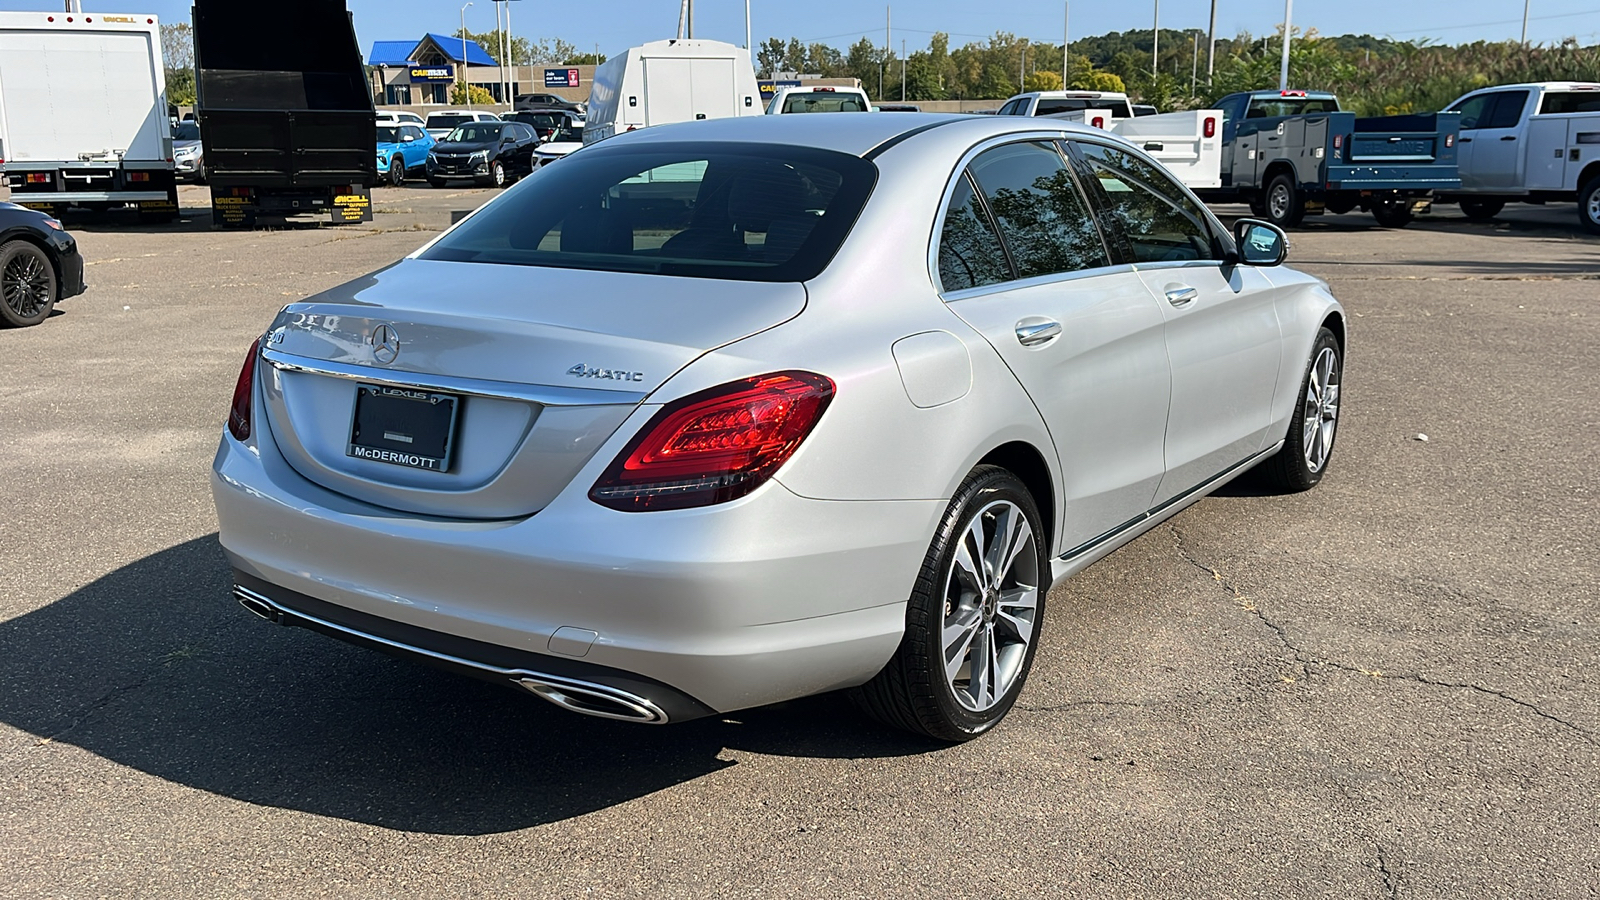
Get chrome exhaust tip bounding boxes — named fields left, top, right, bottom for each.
left=516, top=676, right=668, bottom=724
left=234, top=586, right=286, bottom=624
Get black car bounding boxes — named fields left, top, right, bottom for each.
left=503, top=108, right=581, bottom=141
left=0, top=202, right=86, bottom=328
left=514, top=92, right=583, bottom=113
left=426, top=122, right=540, bottom=188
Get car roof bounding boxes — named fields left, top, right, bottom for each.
left=594, top=112, right=1119, bottom=159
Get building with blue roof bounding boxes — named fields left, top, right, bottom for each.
left=367, top=34, right=520, bottom=106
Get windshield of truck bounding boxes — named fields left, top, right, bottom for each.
left=173, top=122, right=201, bottom=141
left=446, top=124, right=505, bottom=143
left=781, top=93, right=868, bottom=113
left=376, top=126, right=400, bottom=143
left=1247, top=98, right=1339, bottom=118
left=427, top=114, right=472, bottom=129
left=1036, top=98, right=1134, bottom=118
left=1540, top=91, right=1600, bottom=114
left=422, top=142, right=878, bottom=282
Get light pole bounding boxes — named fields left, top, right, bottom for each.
left=1278, top=0, right=1293, bottom=91
left=1521, top=0, right=1531, bottom=45
left=1206, top=0, right=1217, bottom=83
left=1152, top=0, right=1159, bottom=79
left=745, top=0, right=751, bottom=51
left=460, top=2, right=473, bottom=108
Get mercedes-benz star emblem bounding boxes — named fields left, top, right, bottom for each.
left=371, top=323, right=401, bottom=365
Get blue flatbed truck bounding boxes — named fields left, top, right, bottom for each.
left=1198, top=90, right=1462, bottom=228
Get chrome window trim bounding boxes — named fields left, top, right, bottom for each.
left=261, top=347, right=647, bottom=407
left=941, top=262, right=1141, bottom=303
left=927, top=128, right=1123, bottom=299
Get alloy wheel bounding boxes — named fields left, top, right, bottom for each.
left=1587, top=188, right=1600, bottom=226
left=1301, top=346, right=1341, bottom=473
left=941, top=499, right=1040, bottom=712
left=2, top=250, right=51, bottom=320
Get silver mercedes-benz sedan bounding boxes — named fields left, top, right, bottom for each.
left=213, top=113, right=1344, bottom=741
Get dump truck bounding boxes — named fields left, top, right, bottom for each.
left=193, top=0, right=374, bottom=227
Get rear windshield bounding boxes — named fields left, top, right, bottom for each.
left=447, top=124, right=505, bottom=143
left=1540, top=91, right=1600, bottom=114
left=1036, top=98, right=1134, bottom=118
left=423, top=142, right=878, bottom=282
left=1247, top=98, right=1338, bottom=118
left=782, top=93, right=868, bottom=113
left=427, top=114, right=472, bottom=128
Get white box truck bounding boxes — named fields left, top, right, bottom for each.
left=0, top=11, right=178, bottom=222
left=585, top=39, right=762, bottom=145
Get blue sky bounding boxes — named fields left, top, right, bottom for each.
left=10, top=1, right=1600, bottom=55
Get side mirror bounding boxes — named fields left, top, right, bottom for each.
left=1233, top=218, right=1289, bottom=266
left=402, top=134, right=415, bottom=142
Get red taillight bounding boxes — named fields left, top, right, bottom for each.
left=128, top=172, right=150, bottom=182
left=590, top=371, right=835, bottom=511
left=1091, top=115, right=1105, bottom=128
left=1203, top=117, right=1216, bottom=138
left=227, top=339, right=260, bottom=441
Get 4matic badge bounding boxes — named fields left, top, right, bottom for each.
left=567, top=363, right=645, bottom=382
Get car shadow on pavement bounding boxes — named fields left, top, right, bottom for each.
left=0, top=535, right=937, bottom=835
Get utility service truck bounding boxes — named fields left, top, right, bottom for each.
left=585, top=40, right=762, bottom=145
left=1197, top=89, right=1462, bottom=229
left=1437, top=82, right=1600, bottom=233
left=193, top=0, right=375, bottom=228
left=0, top=11, right=178, bottom=222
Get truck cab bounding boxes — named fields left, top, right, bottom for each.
left=1441, top=82, right=1600, bottom=232
left=995, top=91, right=1134, bottom=120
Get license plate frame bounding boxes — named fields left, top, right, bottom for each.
left=346, top=384, right=461, bottom=472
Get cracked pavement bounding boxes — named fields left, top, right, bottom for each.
left=1, top=187, right=1596, bottom=898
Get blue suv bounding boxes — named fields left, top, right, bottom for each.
left=376, top=124, right=436, bottom=187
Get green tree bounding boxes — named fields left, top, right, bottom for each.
left=1024, top=70, right=1063, bottom=92
left=563, top=53, right=607, bottom=65
left=450, top=82, right=496, bottom=105
left=844, top=37, right=885, bottom=96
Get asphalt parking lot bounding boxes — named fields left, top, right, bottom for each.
left=2, top=182, right=1596, bottom=899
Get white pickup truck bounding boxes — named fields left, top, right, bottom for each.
left=1045, top=107, right=1225, bottom=191
left=1439, top=81, right=1600, bottom=233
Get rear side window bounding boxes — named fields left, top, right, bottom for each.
left=937, top=174, right=1012, bottom=291
left=1074, top=142, right=1216, bottom=264
left=966, top=141, right=1109, bottom=279
left=1541, top=91, right=1600, bottom=114
left=423, top=142, right=877, bottom=282
left=1484, top=90, right=1530, bottom=128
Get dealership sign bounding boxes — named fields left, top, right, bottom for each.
left=409, top=65, right=455, bottom=83
left=544, top=68, right=581, bottom=88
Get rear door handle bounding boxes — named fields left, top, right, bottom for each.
left=1165, top=286, right=1199, bottom=307
left=1459, top=136, right=1473, bottom=143
left=1015, top=318, right=1062, bottom=347
left=1500, top=135, right=1517, bottom=141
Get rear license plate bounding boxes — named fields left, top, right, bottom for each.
left=347, top=384, right=460, bottom=472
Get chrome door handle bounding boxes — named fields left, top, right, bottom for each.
left=1015, top=318, right=1062, bottom=347
left=1165, top=286, right=1199, bottom=307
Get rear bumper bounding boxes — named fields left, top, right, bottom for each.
left=211, top=420, right=937, bottom=716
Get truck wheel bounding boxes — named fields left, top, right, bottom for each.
left=0, top=240, right=57, bottom=328
left=1460, top=199, right=1504, bottom=221
left=388, top=156, right=406, bottom=187
left=1580, top=176, right=1600, bottom=236
left=1371, top=200, right=1414, bottom=228
left=1264, top=173, right=1304, bottom=227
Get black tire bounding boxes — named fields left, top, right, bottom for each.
left=388, top=155, right=406, bottom=187
left=1370, top=200, right=1414, bottom=228
left=1579, top=175, right=1600, bottom=236
left=1258, top=327, right=1342, bottom=493
left=0, top=239, right=58, bottom=328
left=428, top=177, right=446, bottom=189
left=1460, top=198, right=1504, bottom=221
left=1248, top=194, right=1269, bottom=218
left=852, top=466, right=1049, bottom=742
left=1263, top=172, right=1305, bottom=228
left=490, top=160, right=507, bottom=188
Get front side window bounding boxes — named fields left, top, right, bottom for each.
left=937, top=173, right=1011, bottom=291
left=966, top=141, right=1109, bottom=280
left=1450, top=94, right=1493, bottom=129
left=423, top=142, right=876, bottom=282
left=1074, top=142, right=1216, bottom=264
